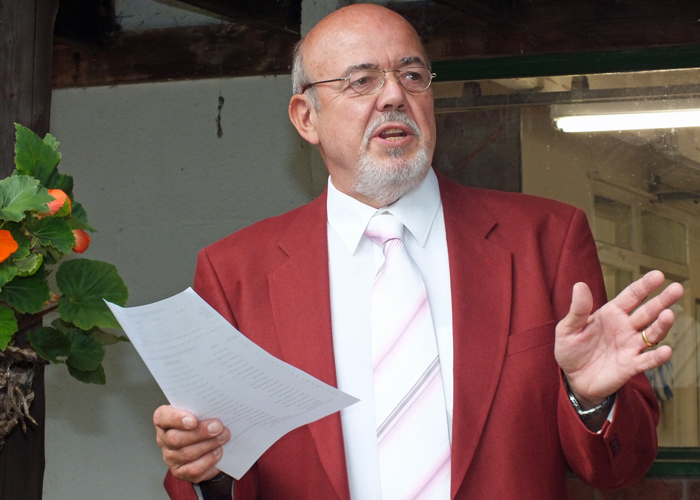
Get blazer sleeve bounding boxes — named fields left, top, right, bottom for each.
left=553, top=209, right=660, bottom=489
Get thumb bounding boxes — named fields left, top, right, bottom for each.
left=558, top=282, right=594, bottom=336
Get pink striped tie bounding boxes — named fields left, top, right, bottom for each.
left=366, top=213, right=451, bottom=500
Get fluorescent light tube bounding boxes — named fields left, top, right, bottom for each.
left=554, top=109, right=700, bottom=133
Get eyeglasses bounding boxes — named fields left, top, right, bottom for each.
left=301, top=67, right=436, bottom=95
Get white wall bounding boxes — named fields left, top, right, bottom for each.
left=46, top=75, right=316, bottom=499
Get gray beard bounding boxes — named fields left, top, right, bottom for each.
left=353, top=112, right=430, bottom=206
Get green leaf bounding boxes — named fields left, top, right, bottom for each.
left=39, top=245, right=64, bottom=266
left=15, top=253, right=43, bottom=277
left=14, top=124, right=61, bottom=185
left=46, top=174, right=73, bottom=197
left=0, top=260, right=18, bottom=289
left=67, top=363, right=106, bottom=385
left=51, top=317, right=71, bottom=334
left=52, top=320, right=127, bottom=345
left=7, top=223, right=30, bottom=260
left=91, top=329, right=127, bottom=346
left=66, top=202, right=95, bottom=232
left=56, top=259, right=128, bottom=330
left=25, top=217, right=76, bottom=254
left=0, top=306, right=18, bottom=350
left=43, top=133, right=60, bottom=151
left=0, top=265, right=49, bottom=314
left=53, top=196, right=72, bottom=218
left=0, top=175, right=53, bottom=222
left=66, top=328, right=105, bottom=371
left=28, top=326, right=71, bottom=363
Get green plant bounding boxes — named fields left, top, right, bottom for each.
left=0, top=124, right=129, bottom=384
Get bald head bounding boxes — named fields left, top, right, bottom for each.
left=291, top=4, right=428, bottom=97
left=287, top=3, right=436, bottom=207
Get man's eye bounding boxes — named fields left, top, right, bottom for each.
left=403, top=71, right=423, bottom=82
left=351, top=76, right=374, bottom=87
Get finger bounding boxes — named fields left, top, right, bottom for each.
left=630, top=282, right=684, bottom=330
left=640, top=308, right=676, bottom=347
left=635, top=345, right=673, bottom=374
left=557, top=282, right=593, bottom=336
left=611, top=270, right=666, bottom=313
left=157, top=418, right=226, bottom=451
left=163, top=427, right=231, bottom=469
left=172, top=448, right=225, bottom=483
left=154, top=405, right=199, bottom=431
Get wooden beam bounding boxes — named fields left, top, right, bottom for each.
left=52, top=23, right=298, bottom=88
left=52, top=0, right=700, bottom=88
left=174, top=0, right=301, bottom=34
left=391, top=0, right=700, bottom=61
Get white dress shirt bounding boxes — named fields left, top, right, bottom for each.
left=327, top=168, right=453, bottom=500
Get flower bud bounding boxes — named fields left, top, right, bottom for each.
left=39, top=189, right=71, bottom=218
left=0, top=230, right=18, bottom=263
left=72, top=229, right=91, bottom=254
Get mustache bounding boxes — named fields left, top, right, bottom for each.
left=363, top=111, right=422, bottom=146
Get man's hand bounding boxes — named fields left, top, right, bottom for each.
left=154, top=405, right=231, bottom=484
left=555, top=270, right=684, bottom=408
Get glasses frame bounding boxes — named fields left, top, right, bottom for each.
left=301, top=67, right=437, bottom=95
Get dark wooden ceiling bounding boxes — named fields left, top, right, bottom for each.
left=52, top=0, right=700, bottom=88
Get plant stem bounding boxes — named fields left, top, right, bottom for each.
left=17, top=304, right=58, bottom=331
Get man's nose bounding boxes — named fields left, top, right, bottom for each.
left=375, top=72, right=407, bottom=111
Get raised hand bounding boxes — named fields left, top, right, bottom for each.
left=555, top=270, right=684, bottom=408
left=154, top=405, right=231, bottom=484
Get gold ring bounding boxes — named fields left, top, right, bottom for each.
left=641, top=329, right=658, bottom=348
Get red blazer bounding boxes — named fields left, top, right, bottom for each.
left=165, top=172, right=659, bottom=500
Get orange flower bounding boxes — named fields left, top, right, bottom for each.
left=0, top=230, right=18, bottom=263
left=39, top=189, right=71, bottom=218
left=72, top=229, right=91, bottom=254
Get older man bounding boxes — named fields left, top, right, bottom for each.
left=154, top=4, right=683, bottom=500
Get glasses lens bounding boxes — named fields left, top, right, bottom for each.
left=398, top=68, right=432, bottom=93
left=348, top=70, right=384, bottom=95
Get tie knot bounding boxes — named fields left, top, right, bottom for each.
left=365, top=213, right=404, bottom=246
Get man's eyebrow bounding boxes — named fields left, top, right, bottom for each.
left=343, top=63, right=379, bottom=75
left=400, top=56, right=427, bottom=67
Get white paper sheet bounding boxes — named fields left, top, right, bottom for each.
left=106, top=288, right=358, bottom=479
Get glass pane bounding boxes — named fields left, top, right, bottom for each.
left=600, top=264, right=633, bottom=300
left=649, top=278, right=697, bottom=447
left=642, top=211, right=687, bottom=265
left=594, top=196, right=632, bottom=249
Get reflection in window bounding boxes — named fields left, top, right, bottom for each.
left=601, top=264, right=633, bottom=300
left=642, top=211, right=687, bottom=265
left=594, top=196, right=632, bottom=249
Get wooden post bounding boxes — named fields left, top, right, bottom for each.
left=0, top=0, right=58, bottom=175
left=0, top=0, right=57, bottom=497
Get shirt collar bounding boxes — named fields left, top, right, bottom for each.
left=327, top=168, right=441, bottom=254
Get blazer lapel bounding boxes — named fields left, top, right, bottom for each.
left=438, top=176, right=513, bottom=498
left=267, top=193, right=351, bottom=500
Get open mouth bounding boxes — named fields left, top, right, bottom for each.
left=378, top=128, right=409, bottom=141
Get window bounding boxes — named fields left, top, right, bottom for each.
left=433, top=66, right=700, bottom=452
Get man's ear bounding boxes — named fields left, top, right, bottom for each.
left=288, top=94, right=320, bottom=145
